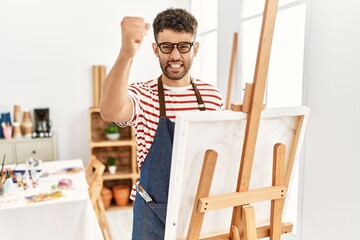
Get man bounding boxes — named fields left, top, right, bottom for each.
left=100, top=8, right=224, bottom=239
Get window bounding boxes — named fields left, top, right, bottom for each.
left=241, top=0, right=306, bottom=107
left=190, top=0, right=218, bottom=86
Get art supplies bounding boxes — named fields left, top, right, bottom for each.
left=136, top=183, right=155, bottom=204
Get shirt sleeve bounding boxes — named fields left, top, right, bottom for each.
left=130, top=180, right=139, bottom=201
left=115, top=85, right=142, bottom=127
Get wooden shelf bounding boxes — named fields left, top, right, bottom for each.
left=90, top=140, right=135, bottom=148
left=89, top=108, right=139, bottom=211
left=103, top=172, right=139, bottom=181
left=106, top=203, right=134, bottom=211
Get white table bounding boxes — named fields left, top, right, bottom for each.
left=0, top=159, right=103, bottom=240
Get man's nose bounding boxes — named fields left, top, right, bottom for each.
left=170, top=45, right=182, bottom=59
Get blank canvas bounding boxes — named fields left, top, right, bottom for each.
left=165, top=107, right=309, bottom=239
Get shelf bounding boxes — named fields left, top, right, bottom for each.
left=106, top=203, right=134, bottom=211
left=106, top=200, right=134, bottom=211
left=90, top=140, right=135, bottom=148
left=89, top=107, right=138, bottom=212
left=103, top=172, right=139, bottom=181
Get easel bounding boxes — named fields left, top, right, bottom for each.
left=186, top=0, right=302, bottom=239
left=225, top=32, right=238, bottom=110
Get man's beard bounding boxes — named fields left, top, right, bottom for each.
left=159, top=58, right=193, bottom=80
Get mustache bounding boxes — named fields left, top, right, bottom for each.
left=167, top=60, right=183, bottom=64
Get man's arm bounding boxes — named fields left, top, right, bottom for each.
left=100, top=17, right=150, bottom=123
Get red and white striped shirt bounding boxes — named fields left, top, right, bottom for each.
left=117, top=78, right=224, bottom=168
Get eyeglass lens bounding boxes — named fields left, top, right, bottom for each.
left=158, top=42, right=193, bottom=54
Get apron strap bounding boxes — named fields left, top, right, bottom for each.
left=157, top=76, right=166, bottom=117
left=157, top=76, right=206, bottom=117
left=190, top=77, right=206, bottom=111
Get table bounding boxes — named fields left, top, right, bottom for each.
left=0, top=159, right=103, bottom=240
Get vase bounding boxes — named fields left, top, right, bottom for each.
left=101, top=187, right=113, bottom=209
left=112, top=184, right=130, bottom=207
left=108, top=165, right=116, bottom=174
left=106, top=133, right=120, bottom=140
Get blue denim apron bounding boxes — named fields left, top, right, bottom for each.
left=132, top=76, right=205, bottom=240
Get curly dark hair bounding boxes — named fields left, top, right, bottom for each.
left=153, top=8, right=198, bottom=42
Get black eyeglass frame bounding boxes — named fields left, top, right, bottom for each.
left=156, top=41, right=195, bottom=54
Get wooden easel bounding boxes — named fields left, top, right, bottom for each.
left=225, top=32, right=238, bottom=110
left=185, top=0, right=303, bottom=239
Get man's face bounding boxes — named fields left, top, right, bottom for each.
left=153, top=29, right=198, bottom=81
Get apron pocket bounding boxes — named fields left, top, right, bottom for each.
left=146, top=203, right=167, bottom=225
left=141, top=203, right=167, bottom=239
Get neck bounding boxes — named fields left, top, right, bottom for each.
left=161, top=75, right=191, bottom=87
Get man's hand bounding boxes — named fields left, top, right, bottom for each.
left=120, top=17, right=150, bottom=59
left=100, top=17, right=150, bottom=123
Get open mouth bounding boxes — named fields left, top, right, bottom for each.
left=168, top=62, right=183, bottom=70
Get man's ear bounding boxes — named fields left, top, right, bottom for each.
left=193, top=42, right=199, bottom=57
left=152, top=43, right=159, bottom=57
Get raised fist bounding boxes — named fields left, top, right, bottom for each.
left=120, top=17, right=150, bottom=59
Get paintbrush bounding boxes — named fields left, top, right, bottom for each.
left=13, top=156, right=18, bottom=171
left=0, top=154, right=6, bottom=181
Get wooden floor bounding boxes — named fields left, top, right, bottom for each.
left=106, top=208, right=133, bottom=240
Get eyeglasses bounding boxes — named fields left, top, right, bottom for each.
left=156, top=41, right=194, bottom=54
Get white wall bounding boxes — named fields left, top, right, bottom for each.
left=301, top=0, right=360, bottom=239
left=217, top=0, right=243, bottom=102
left=0, top=0, right=189, bottom=163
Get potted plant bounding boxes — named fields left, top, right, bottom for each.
left=105, top=123, right=120, bottom=140
left=112, top=184, right=130, bottom=207
left=107, top=157, right=117, bottom=174
left=101, top=187, right=113, bottom=209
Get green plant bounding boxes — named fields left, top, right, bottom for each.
left=107, top=157, right=116, bottom=166
left=105, top=123, right=120, bottom=134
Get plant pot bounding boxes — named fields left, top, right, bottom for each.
left=101, top=187, right=113, bottom=209
left=106, top=133, right=120, bottom=140
left=112, top=184, right=130, bottom=207
left=108, top=165, right=116, bottom=174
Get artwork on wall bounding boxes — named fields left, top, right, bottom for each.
left=165, top=107, right=309, bottom=239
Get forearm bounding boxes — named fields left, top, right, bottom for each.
left=100, top=16, right=149, bottom=123
left=99, top=53, right=134, bottom=122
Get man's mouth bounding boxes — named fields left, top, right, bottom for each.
left=168, top=63, right=183, bottom=69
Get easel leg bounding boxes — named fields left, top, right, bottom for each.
left=241, top=205, right=257, bottom=240
left=230, top=205, right=243, bottom=240
left=231, top=225, right=241, bottom=240
left=187, top=150, right=218, bottom=240
left=270, top=143, right=286, bottom=240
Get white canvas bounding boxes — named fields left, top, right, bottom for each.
left=165, top=107, right=309, bottom=239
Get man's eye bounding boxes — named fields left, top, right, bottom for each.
left=162, top=45, right=172, bottom=50
left=179, top=45, right=189, bottom=50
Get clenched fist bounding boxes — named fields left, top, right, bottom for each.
left=120, top=17, right=151, bottom=59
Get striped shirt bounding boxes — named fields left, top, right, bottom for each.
left=117, top=78, right=224, bottom=200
